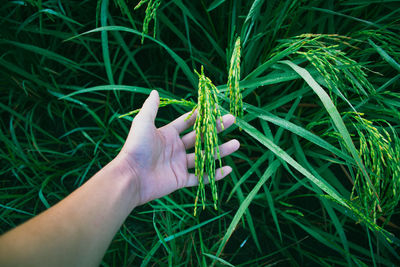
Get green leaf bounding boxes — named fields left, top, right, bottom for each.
left=214, top=160, right=281, bottom=260
left=280, top=60, right=381, bottom=210
left=369, top=39, right=400, bottom=73
left=236, top=118, right=348, bottom=208
left=66, top=26, right=197, bottom=88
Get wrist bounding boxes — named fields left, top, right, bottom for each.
left=107, top=156, right=141, bottom=209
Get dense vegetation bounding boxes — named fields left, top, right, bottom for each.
left=1, top=0, right=400, bottom=265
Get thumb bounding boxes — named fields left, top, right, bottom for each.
left=138, top=90, right=159, bottom=122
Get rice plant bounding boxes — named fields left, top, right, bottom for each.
left=274, top=34, right=375, bottom=101
left=349, top=113, right=400, bottom=224
left=134, top=0, right=161, bottom=43
left=193, top=66, right=224, bottom=216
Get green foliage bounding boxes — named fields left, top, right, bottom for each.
left=1, top=0, right=400, bottom=266
left=111, top=0, right=137, bottom=29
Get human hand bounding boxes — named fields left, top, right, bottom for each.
left=115, top=90, right=240, bottom=206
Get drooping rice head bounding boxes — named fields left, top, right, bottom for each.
left=273, top=34, right=375, bottom=103
left=193, top=66, right=224, bottom=216
left=227, top=36, right=243, bottom=118
left=349, top=113, right=400, bottom=224
left=135, top=0, right=161, bottom=44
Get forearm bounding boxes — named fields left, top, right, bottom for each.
left=0, top=158, right=139, bottom=267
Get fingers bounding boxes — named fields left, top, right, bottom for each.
left=137, top=90, right=159, bottom=123
left=185, top=166, right=233, bottom=187
left=186, top=139, right=240, bottom=168
left=182, top=114, right=236, bottom=149
left=169, top=109, right=198, bottom=133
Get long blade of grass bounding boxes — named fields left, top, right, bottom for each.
left=244, top=40, right=304, bottom=80
left=368, top=39, right=400, bottom=73
left=245, top=104, right=354, bottom=163
left=263, top=184, right=282, bottom=242
left=59, top=85, right=172, bottom=99
left=141, top=211, right=230, bottom=266
left=207, top=0, right=226, bottom=12
left=100, top=0, right=115, bottom=85
left=236, top=118, right=347, bottom=208
left=214, top=160, right=281, bottom=260
left=203, top=252, right=234, bottom=266
left=281, top=60, right=381, bottom=211
left=292, top=135, right=350, bottom=263
left=224, top=157, right=262, bottom=253
left=65, top=26, right=196, bottom=88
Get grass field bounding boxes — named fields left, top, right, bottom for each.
left=1, top=0, right=400, bottom=266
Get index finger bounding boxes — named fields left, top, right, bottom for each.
left=169, top=109, right=198, bottom=133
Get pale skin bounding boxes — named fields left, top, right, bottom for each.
left=0, top=90, right=240, bottom=267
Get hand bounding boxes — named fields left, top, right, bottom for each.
left=115, top=90, right=240, bottom=206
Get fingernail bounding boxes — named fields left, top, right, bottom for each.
left=233, top=139, right=240, bottom=149
left=226, top=166, right=233, bottom=174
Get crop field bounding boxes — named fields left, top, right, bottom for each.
left=1, top=0, right=400, bottom=266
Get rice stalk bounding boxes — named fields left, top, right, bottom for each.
left=349, top=113, right=400, bottom=224
left=193, top=66, right=224, bottom=216
left=274, top=34, right=375, bottom=101
left=323, top=196, right=395, bottom=243
left=118, top=97, right=196, bottom=118
left=134, top=0, right=161, bottom=44
left=227, top=36, right=243, bottom=118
